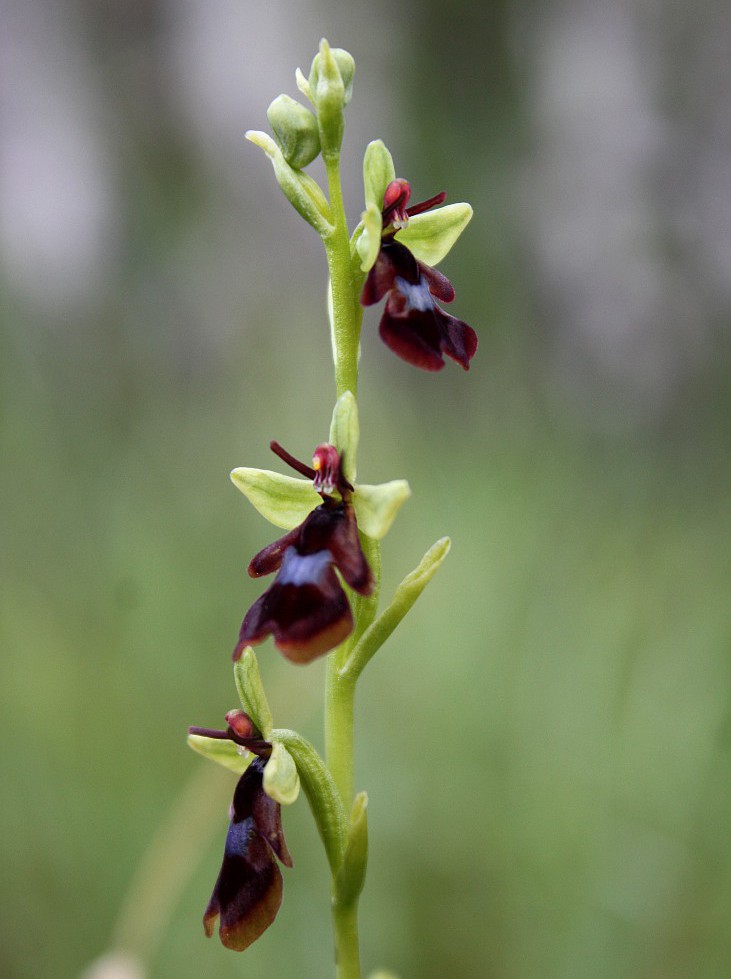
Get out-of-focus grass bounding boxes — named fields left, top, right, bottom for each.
left=2, top=303, right=730, bottom=978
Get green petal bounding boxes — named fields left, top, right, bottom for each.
left=187, top=734, right=252, bottom=774
left=356, top=203, right=383, bottom=272
left=230, top=467, right=319, bottom=531
left=363, top=139, right=395, bottom=212
left=234, top=648, right=274, bottom=739
left=263, top=741, right=301, bottom=805
left=354, top=481, right=411, bottom=540
left=329, top=392, right=359, bottom=484
left=395, top=203, right=473, bottom=266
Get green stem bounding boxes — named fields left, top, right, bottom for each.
left=332, top=901, right=361, bottom=979
left=325, top=657, right=356, bottom=805
left=322, top=147, right=365, bottom=979
left=325, top=156, right=361, bottom=400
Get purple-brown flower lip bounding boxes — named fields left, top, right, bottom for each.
left=361, top=179, right=477, bottom=372
left=192, top=715, right=292, bottom=952
left=234, top=442, right=372, bottom=664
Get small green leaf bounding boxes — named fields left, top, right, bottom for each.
left=263, top=741, right=300, bottom=805
left=187, top=733, right=252, bottom=774
left=395, top=202, right=473, bottom=266
left=367, top=973, right=400, bottom=979
left=334, top=792, right=368, bottom=907
left=329, top=392, right=359, bottom=484
left=356, top=203, right=383, bottom=272
left=234, top=648, right=274, bottom=739
left=363, top=140, right=395, bottom=212
left=230, top=467, right=318, bottom=531
left=354, top=481, right=411, bottom=540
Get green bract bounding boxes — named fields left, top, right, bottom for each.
left=263, top=741, right=301, bottom=805
left=395, top=202, right=473, bottom=266
left=344, top=537, right=452, bottom=679
left=363, top=140, right=395, bottom=212
left=334, top=792, right=368, bottom=906
left=295, top=67, right=312, bottom=102
left=245, top=130, right=332, bottom=237
left=267, top=94, right=321, bottom=170
left=187, top=733, right=252, bottom=774
left=234, top=648, right=274, bottom=739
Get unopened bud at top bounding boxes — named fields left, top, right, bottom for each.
left=308, top=40, right=355, bottom=158
left=267, top=94, right=320, bottom=170
left=309, top=43, right=355, bottom=107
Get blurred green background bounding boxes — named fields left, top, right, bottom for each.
left=2, top=1, right=730, bottom=977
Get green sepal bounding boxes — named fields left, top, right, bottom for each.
left=230, top=467, right=318, bottom=531
left=267, top=94, right=320, bottom=170
left=187, top=733, right=252, bottom=775
left=363, top=139, right=395, bottom=212
left=353, top=481, right=411, bottom=540
left=263, top=741, right=300, bottom=805
left=356, top=202, right=383, bottom=272
left=329, top=391, right=359, bottom=484
left=395, top=203, right=473, bottom=266
left=245, top=130, right=332, bottom=237
left=334, top=792, right=368, bottom=907
left=344, top=537, right=452, bottom=679
left=234, top=647, right=274, bottom=739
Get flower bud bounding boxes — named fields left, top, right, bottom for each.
left=308, top=39, right=355, bottom=158
left=267, top=94, right=321, bottom=169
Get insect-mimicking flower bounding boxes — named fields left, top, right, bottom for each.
left=361, top=178, right=478, bottom=371
left=189, top=712, right=293, bottom=952
left=234, top=442, right=373, bottom=664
